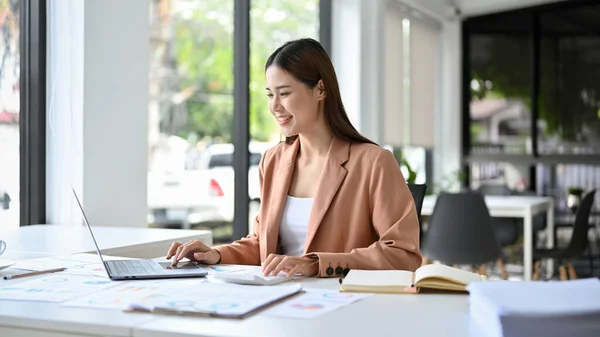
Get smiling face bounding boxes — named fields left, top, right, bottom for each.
left=265, top=65, right=326, bottom=138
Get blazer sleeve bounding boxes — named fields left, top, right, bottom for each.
left=213, top=151, right=268, bottom=266
left=307, top=149, right=422, bottom=277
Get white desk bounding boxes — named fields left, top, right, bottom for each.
left=134, top=278, right=483, bottom=337
left=422, top=195, right=555, bottom=281
left=0, top=276, right=482, bottom=337
left=0, top=226, right=484, bottom=337
left=0, top=224, right=212, bottom=258
left=0, top=225, right=213, bottom=337
left=0, top=298, right=157, bottom=337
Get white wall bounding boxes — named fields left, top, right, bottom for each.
left=331, top=0, right=362, bottom=134
left=47, top=0, right=149, bottom=227
left=83, top=0, right=149, bottom=227
left=359, top=0, right=385, bottom=144
left=332, top=0, right=386, bottom=144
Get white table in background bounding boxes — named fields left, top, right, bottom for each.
left=0, top=224, right=212, bottom=258
left=422, top=195, right=555, bottom=281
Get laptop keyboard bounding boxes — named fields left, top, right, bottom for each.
left=109, top=260, right=164, bottom=276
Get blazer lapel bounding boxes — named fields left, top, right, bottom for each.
left=262, top=140, right=300, bottom=261
left=304, top=138, right=349, bottom=253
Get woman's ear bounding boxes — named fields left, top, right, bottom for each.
left=316, top=79, right=326, bottom=100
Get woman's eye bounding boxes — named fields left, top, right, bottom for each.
left=280, top=92, right=290, bottom=97
left=267, top=93, right=274, bottom=98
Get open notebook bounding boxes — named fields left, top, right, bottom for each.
left=340, top=264, right=487, bottom=294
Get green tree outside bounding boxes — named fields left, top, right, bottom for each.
left=165, top=0, right=319, bottom=143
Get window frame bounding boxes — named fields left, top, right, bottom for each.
left=20, top=0, right=47, bottom=226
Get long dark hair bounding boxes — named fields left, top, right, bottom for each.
left=265, top=38, right=376, bottom=146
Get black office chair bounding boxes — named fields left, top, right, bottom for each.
left=408, top=183, right=427, bottom=248
left=533, top=189, right=596, bottom=280
left=421, top=191, right=502, bottom=272
left=476, top=184, right=520, bottom=279
left=407, top=183, right=427, bottom=223
left=476, top=184, right=520, bottom=246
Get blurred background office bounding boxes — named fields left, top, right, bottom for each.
left=1, top=0, right=599, bottom=280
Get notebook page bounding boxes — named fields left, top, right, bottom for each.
left=415, top=264, right=485, bottom=285
left=342, top=270, right=413, bottom=287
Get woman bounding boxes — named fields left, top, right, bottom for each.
left=167, top=38, right=422, bottom=277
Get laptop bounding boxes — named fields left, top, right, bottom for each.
left=72, top=188, right=209, bottom=280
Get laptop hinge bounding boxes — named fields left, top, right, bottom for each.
left=103, top=262, right=113, bottom=275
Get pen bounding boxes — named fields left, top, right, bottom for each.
left=3, top=267, right=67, bottom=280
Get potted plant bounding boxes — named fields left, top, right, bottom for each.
left=567, top=187, right=584, bottom=213
left=393, top=151, right=418, bottom=185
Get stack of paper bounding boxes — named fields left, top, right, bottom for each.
left=467, top=278, right=600, bottom=337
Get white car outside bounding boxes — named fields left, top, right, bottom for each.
left=147, top=141, right=274, bottom=229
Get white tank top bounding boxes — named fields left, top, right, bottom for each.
left=279, top=195, right=314, bottom=256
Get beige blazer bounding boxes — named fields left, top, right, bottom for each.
left=215, top=137, right=422, bottom=277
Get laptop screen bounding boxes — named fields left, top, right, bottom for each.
left=72, top=188, right=108, bottom=267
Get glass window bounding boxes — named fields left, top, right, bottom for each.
left=147, top=0, right=235, bottom=243
left=208, top=154, right=233, bottom=169
left=468, top=12, right=533, bottom=155
left=541, top=164, right=600, bottom=213
left=469, top=161, right=529, bottom=192
left=538, top=4, right=600, bottom=155
left=0, top=0, right=19, bottom=229
left=249, top=0, right=319, bottom=145
left=248, top=0, right=319, bottom=232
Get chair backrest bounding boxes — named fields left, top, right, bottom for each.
left=476, top=183, right=521, bottom=247
left=565, top=189, right=596, bottom=257
left=407, top=183, right=427, bottom=246
left=407, top=183, right=427, bottom=220
left=422, top=191, right=502, bottom=265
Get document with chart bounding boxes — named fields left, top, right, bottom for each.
left=128, top=283, right=303, bottom=318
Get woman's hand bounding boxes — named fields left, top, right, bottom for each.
left=166, top=240, right=221, bottom=266
left=262, top=254, right=319, bottom=277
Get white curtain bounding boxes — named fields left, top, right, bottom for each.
left=46, top=0, right=84, bottom=226
left=383, top=3, right=440, bottom=148
left=409, top=18, right=438, bottom=148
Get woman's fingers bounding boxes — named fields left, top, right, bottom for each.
left=166, top=241, right=182, bottom=259
left=171, top=244, right=187, bottom=266
left=175, top=243, right=196, bottom=263
left=285, top=264, right=301, bottom=278
left=173, top=241, right=195, bottom=265
left=263, top=255, right=284, bottom=276
left=270, top=256, right=294, bottom=277
left=261, top=254, right=277, bottom=272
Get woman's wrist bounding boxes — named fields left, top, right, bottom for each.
left=303, top=254, right=320, bottom=276
left=213, top=249, right=222, bottom=264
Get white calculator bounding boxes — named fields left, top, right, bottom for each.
left=213, top=269, right=293, bottom=286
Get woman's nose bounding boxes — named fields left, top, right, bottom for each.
left=270, top=96, right=281, bottom=112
